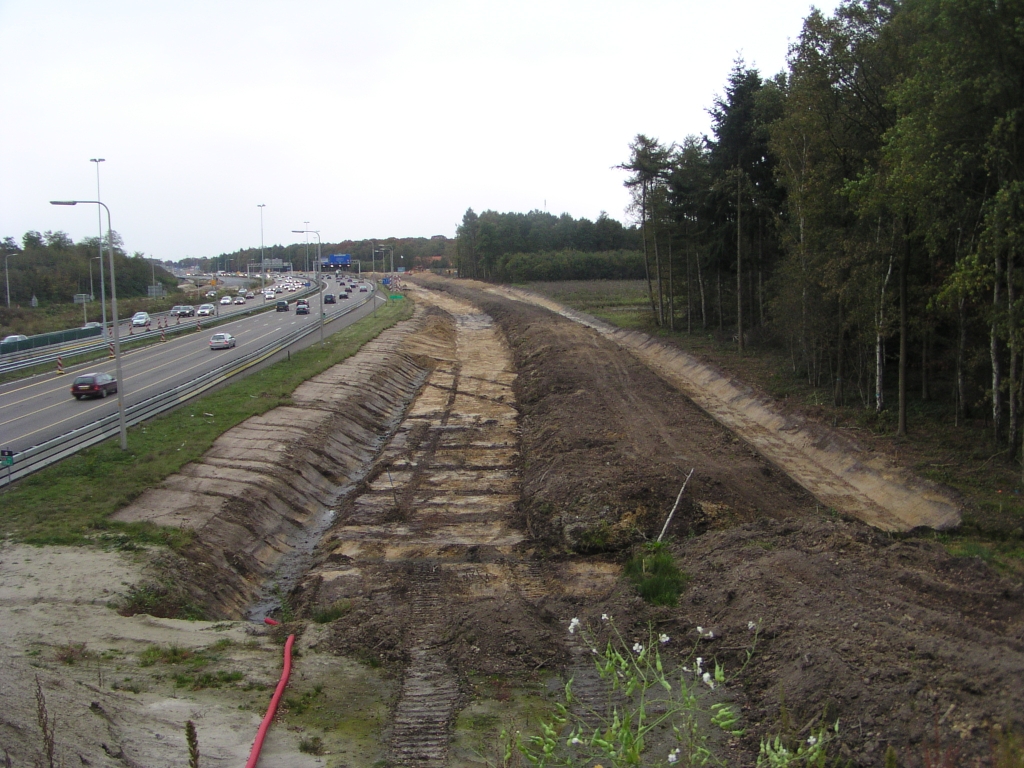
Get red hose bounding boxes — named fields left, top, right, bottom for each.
left=244, top=633, right=295, bottom=768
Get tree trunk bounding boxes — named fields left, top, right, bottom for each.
left=956, top=296, right=967, bottom=426
left=758, top=215, right=765, bottom=326
left=898, top=232, right=908, bottom=437
left=653, top=228, right=664, bottom=326
left=668, top=236, right=675, bottom=331
left=921, top=329, right=929, bottom=401
left=1008, top=248, right=1018, bottom=455
left=736, top=172, right=744, bottom=356
left=640, top=184, right=657, bottom=322
left=992, top=246, right=1004, bottom=443
left=717, top=270, right=723, bottom=334
left=697, top=255, right=707, bottom=330
left=875, top=249, right=894, bottom=414
left=686, top=239, right=692, bottom=334
left=834, top=306, right=845, bottom=407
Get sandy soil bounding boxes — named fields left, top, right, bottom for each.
left=1, top=278, right=1021, bottom=768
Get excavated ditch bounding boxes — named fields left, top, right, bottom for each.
left=291, top=289, right=618, bottom=767
left=115, top=288, right=622, bottom=765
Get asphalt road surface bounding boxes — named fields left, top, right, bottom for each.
left=0, top=279, right=381, bottom=452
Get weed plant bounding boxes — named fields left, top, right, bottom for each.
left=312, top=599, right=352, bottom=623
left=0, top=299, right=412, bottom=548
left=507, top=617, right=841, bottom=768
left=624, top=543, right=690, bottom=606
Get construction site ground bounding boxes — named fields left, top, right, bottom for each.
left=0, top=277, right=1021, bottom=768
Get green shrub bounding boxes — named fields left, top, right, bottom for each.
left=624, top=542, right=689, bottom=606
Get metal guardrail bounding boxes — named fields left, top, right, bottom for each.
left=0, top=283, right=325, bottom=376
left=0, top=290, right=374, bottom=488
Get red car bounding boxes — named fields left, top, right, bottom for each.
left=71, top=372, right=117, bottom=399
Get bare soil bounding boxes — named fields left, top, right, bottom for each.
left=0, top=277, right=1021, bottom=768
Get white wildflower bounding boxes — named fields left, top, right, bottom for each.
left=568, top=617, right=581, bottom=634
left=706, top=630, right=715, bottom=639
left=748, top=620, right=757, bottom=631
left=807, top=735, right=817, bottom=747
left=702, top=671, right=715, bottom=690
left=667, top=748, right=680, bottom=764
left=696, top=656, right=703, bottom=669
left=570, top=737, right=582, bottom=745
left=633, top=642, right=644, bottom=654
left=659, top=633, right=670, bottom=644
left=696, top=626, right=704, bottom=635
left=601, top=613, right=609, bottom=621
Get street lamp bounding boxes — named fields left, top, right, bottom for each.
left=303, top=221, right=310, bottom=274
left=89, top=255, right=102, bottom=302
left=258, top=204, right=266, bottom=290
left=90, top=159, right=108, bottom=332
left=50, top=200, right=128, bottom=451
left=4, top=251, right=10, bottom=308
left=292, top=229, right=323, bottom=346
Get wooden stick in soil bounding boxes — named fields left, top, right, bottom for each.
left=657, top=468, right=695, bottom=542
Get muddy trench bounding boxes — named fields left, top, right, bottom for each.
left=116, top=287, right=620, bottom=766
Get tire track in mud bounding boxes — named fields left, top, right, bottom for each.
left=304, top=292, right=527, bottom=767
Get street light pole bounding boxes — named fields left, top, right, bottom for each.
left=292, top=229, right=323, bottom=346
left=303, top=221, right=310, bottom=274
left=90, top=159, right=108, bottom=332
left=258, top=204, right=266, bottom=290
left=4, top=252, right=9, bottom=308
left=51, top=200, right=128, bottom=451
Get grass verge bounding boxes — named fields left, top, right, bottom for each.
left=0, top=298, right=413, bottom=548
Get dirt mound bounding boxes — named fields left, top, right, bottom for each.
left=669, top=515, right=1024, bottom=766
left=422, top=277, right=820, bottom=552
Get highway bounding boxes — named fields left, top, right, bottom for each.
left=0, top=277, right=381, bottom=453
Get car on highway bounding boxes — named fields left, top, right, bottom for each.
left=81, top=322, right=103, bottom=330
left=324, top=293, right=336, bottom=304
left=70, top=372, right=117, bottom=399
left=170, top=305, right=196, bottom=317
left=131, top=312, right=151, bottom=327
left=208, top=332, right=236, bottom=349
left=295, top=300, right=310, bottom=315
left=339, top=291, right=349, bottom=299
left=233, top=296, right=246, bottom=305
left=197, top=303, right=215, bottom=317
left=3, top=334, right=29, bottom=343
left=245, top=292, right=255, bottom=299
left=206, top=291, right=217, bottom=298
left=276, top=300, right=289, bottom=311
left=359, top=286, right=368, bottom=292
left=264, top=292, right=275, bottom=300
left=219, top=296, right=232, bottom=305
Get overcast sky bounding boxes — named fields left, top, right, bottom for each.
left=1, top=0, right=837, bottom=262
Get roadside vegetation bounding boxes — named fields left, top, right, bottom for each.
left=529, top=279, right=1024, bottom=581
left=0, top=298, right=413, bottom=548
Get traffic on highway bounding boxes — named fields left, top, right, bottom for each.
left=0, top=276, right=380, bottom=454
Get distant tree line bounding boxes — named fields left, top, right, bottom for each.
left=185, top=236, right=454, bottom=274
left=1, top=231, right=176, bottom=307
left=454, top=209, right=641, bottom=281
